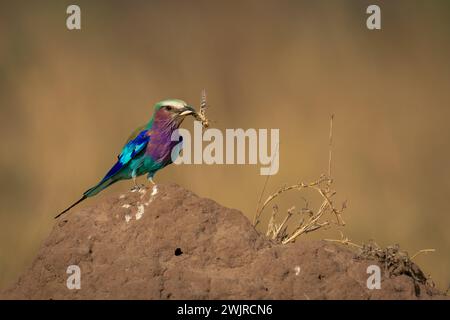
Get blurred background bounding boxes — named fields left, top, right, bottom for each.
left=1, top=0, right=449, bottom=292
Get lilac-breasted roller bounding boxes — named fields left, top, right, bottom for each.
left=55, top=99, right=196, bottom=219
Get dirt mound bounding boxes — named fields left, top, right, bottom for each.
left=1, top=184, right=446, bottom=299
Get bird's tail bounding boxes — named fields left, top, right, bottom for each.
left=55, top=178, right=118, bottom=219
left=55, top=195, right=87, bottom=219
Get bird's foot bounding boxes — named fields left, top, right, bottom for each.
left=148, top=177, right=156, bottom=186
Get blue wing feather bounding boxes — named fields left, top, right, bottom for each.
left=100, top=129, right=150, bottom=182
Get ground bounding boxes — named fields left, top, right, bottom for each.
left=1, top=184, right=446, bottom=299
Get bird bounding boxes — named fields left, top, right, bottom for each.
left=55, top=99, right=196, bottom=219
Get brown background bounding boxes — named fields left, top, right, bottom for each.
left=1, top=0, right=449, bottom=291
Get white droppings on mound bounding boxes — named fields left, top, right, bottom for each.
left=144, top=185, right=158, bottom=207
left=135, top=204, right=145, bottom=220
left=120, top=186, right=158, bottom=222
left=151, top=185, right=158, bottom=196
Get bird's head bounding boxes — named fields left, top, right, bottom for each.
left=152, top=99, right=196, bottom=126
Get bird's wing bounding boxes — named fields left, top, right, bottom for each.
left=99, top=129, right=150, bottom=183
left=124, top=124, right=146, bottom=145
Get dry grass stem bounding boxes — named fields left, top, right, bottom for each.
left=411, top=249, right=436, bottom=260
left=324, top=231, right=363, bottom=249
left=255, top=115, right=347, bottom=244
left=328, top=114, right=334, bottom=178
left=254, top=142, right=280, bottom=225
left=266, top=205, right=295, bottom=241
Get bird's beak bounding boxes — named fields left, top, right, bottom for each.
left=179, top=105, right=196, bottom=116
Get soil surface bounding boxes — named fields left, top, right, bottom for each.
left=1, top=183, right=446, bottom=299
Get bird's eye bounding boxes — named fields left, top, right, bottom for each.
left=165, top=106, right=173, bottom=111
